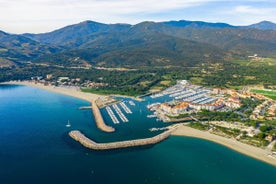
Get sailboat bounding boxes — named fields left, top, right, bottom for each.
left=66, top=120, right=71, bottom=127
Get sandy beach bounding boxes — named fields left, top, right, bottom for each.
left=2, top=81, right=104, bottom=102
left=172, top=124, right=276, bottom=166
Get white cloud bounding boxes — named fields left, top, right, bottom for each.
left=0, top=0, right=214, bottom=33
left=234, top=5, right=276, bottom=15
left=0, top=0, right=275, bottom=33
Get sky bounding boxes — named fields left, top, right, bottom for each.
left=0, top=0, right=276, bottom=34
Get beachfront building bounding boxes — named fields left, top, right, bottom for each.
left=189, top=98, right=224, bottom=111
left=160, top=98, right=224, bottom=116
left=224, top=93, right=241, bottom=109
left=212, top=88, right=235, bottom=95
left=159, top=102, right=189, bottom=116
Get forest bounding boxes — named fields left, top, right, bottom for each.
left=0, top=59, right=275, bottom=96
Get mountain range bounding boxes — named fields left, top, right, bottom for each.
left=1, top=20, right=276, bottom=68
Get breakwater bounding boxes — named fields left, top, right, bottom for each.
left=91, top=100, right=115, bottom=132
left=69, top=129, right=174, bottom=150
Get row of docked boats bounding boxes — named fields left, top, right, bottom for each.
left=119, top=102, right=132, bottom=114
left=106, top=106, right=120, bottom=124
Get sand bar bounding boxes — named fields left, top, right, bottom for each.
left=172, top=125, right=276, bottom=166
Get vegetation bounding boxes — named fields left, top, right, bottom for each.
left=169, top=113, right=191, bottom=119
left=238, top=97, right=263, bottom=116
left=214, top=126, right=241, bottom=137
left=273, top=142, right=276, bottom=151
left=187, top=122, right=208, bottom=131
left=197, top=110, right=243, bottom=122
left=0, top=58, right=275, bottom=96
left=250, top=89, right=276, bottom=100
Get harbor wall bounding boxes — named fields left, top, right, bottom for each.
left=69, top=129, right=173, bottom=150
left=91, top=100, right=115, bottom=132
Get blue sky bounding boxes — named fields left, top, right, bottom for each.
left=0, top=0, right=275, bottom=34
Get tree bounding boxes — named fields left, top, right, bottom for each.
left=260, top=125, right=268, bottom=132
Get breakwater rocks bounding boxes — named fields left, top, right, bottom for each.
left=91, top=100, right=115, bottom=132
left=69, top=129, right=174, bottom=150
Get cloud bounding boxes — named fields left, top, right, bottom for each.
left=0, top=0, right=217, bottom=33
left=234, top=5, right=276, bottom=15
left=0, top=0, right=276, bottom=33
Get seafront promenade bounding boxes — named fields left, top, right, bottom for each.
left=69, top=128, right=174, bottom=150
left=91, top=100, right=115, bottom=132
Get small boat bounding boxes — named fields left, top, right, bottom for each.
left=66, top=120, right=71, bottom=127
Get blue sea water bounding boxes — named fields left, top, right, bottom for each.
left=0, top=85, right=276, bottom=184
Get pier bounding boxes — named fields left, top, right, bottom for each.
left=119, top=102, right=132, bottom=114
left=112, top=104, right=129, bottom=122
left=79, top=106, right=92, bottom=110
left=69, top=128, right=175, bottom=150
left=106, top=106, right=120, bottom=124
left=91, top=100, right=115, bottom=132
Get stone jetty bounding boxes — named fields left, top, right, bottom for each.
left=91, top=100, right=115, bottom=132
left=69, top=129, right=174, bottom=150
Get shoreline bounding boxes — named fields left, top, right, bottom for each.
left=2, top=81, right=104, bottom=103
left=172, top=125, right=276, bottom=166
left=2, top=81, right=276, bottom=166
left=3, top=81, right=116, bottom=133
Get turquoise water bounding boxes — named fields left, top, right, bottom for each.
left=0, top=85, right=276, bottom=184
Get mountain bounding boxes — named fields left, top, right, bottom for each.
left=162, top=20, right=235, bottom=29
left=35, top=28, right=228, bottom=67
left=247, top=21, right=276, bottom=30
left=0, top=31, right=60, bottom=62
left=1, top=19, right=276, bottom=68
left=23, top=20, right=131, bottom=46
left=153, top=26, right=276, bottom=57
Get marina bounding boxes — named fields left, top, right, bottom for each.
left=147, top=114, right=157, bottom=118
left=147, top=102, right=161, bottom=110
left=112, top=104, right=129, bottom=122
left=119, top=101, right=132, bottom=114
left=2, top=82, right=276, bottom=184
left=105, top=106, right=120, bottom=124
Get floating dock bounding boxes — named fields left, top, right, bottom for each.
left=106, top=106, right=120, bottom=124
left=112, top=104, right=129, bottom=122
left=119, top=102, right=132, bottom=114
left=79, top=106, right=92, bottom=110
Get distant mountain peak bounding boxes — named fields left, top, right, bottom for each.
left=161, top=20, right=235, bottom=29
left=248, top=21, right=276, bottom=30
left=0, top=30, right=9, bottom=37
left=79, top=20, right=105, bottom=25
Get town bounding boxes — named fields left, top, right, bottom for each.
left=147, top=80, right=276, bottom=150
left=26, top=76, right=276, bottom=150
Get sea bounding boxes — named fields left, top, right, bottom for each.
left=0, top=84, right=276, bottom=184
